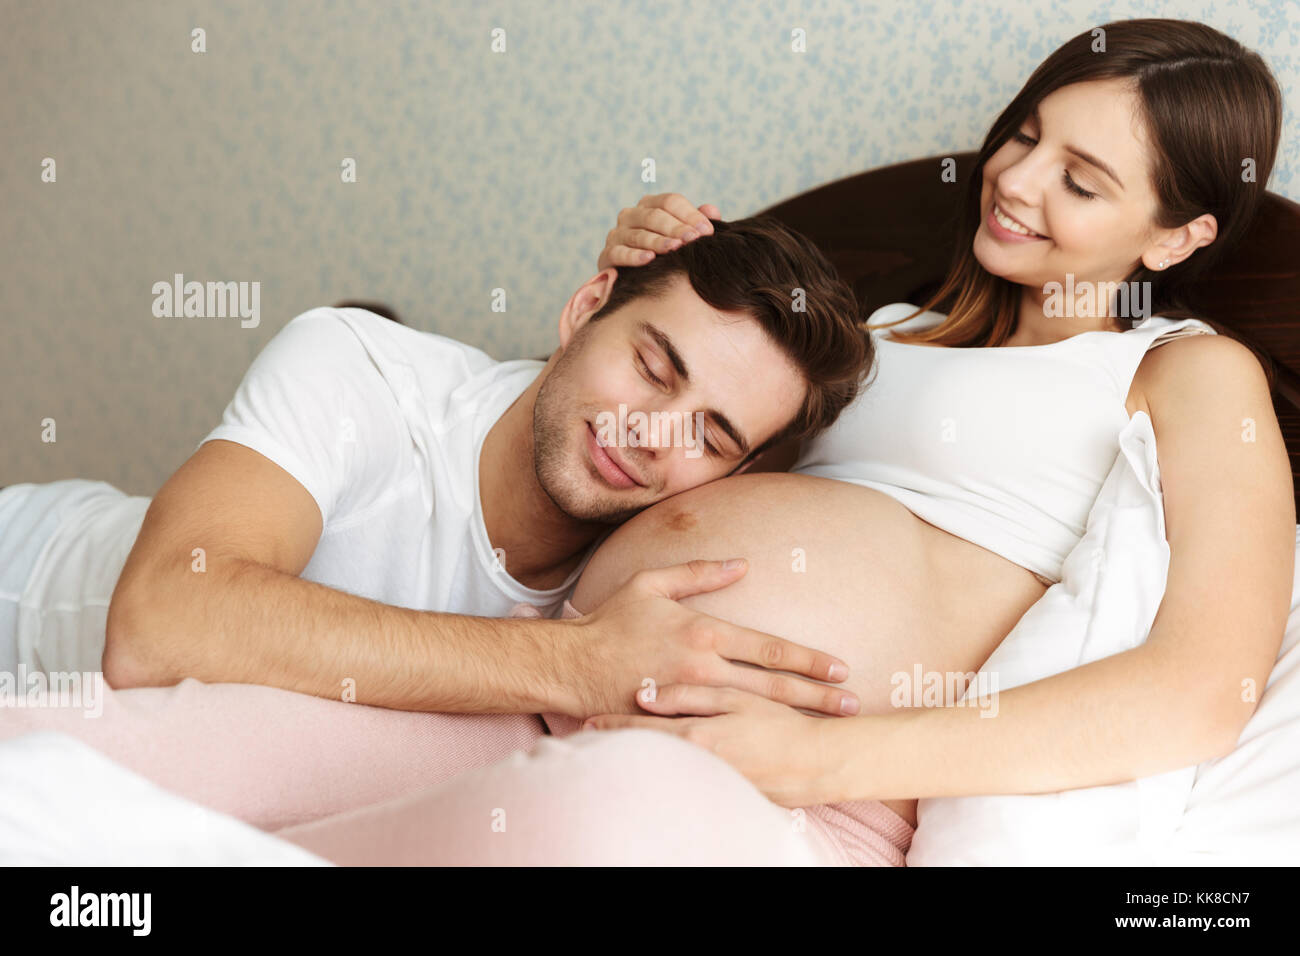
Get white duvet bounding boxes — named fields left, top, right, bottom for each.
left=908, top=410, right=1300, bottom=865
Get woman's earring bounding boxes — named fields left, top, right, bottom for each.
left=1158, top=259, right=1170, bottom=269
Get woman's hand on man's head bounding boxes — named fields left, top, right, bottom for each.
left=597, top=194, right=720, bottom=272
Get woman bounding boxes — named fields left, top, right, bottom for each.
left=581, top=10, right=1297, bottom=804
left=5, top=18, right=1293, bottom=866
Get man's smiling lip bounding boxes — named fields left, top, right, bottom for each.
left=586, top=421, right=646, bottom=488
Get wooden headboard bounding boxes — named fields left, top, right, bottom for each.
left=759, top=152, right=1300, bottom=504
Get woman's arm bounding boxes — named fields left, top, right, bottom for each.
left=822, top=333, right=1296, bottom=802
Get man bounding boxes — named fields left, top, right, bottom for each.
left=5, top=217, right=872, bottom=722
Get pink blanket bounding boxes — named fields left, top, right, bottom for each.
left=0, top=676, right=546, bottom=832
left=0, top=600, right=912, bottom=864
left=0, top=600, right=579, bottom=832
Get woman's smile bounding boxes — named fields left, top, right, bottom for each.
left=987, top=200, right=1048, bottom=242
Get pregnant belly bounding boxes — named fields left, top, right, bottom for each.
left=569, top=472, right=1049, bottom=824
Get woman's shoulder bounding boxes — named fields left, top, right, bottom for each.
left=1139, top=325, right=1259, bottom=383
left=1131, top=317, right=1267, bottom=419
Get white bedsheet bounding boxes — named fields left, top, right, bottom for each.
left=0, top=731, right=331, bottom=866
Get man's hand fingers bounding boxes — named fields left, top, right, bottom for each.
left=637, top=682, right=736, bottom=716
left=633, top=558, right=748, bottom=602
left=714, top=621, right=850, bottom=685
left=723, top=663, right=858, bottom=716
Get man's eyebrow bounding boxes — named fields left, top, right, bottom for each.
left=1027, top=105, right=1124, bottom=190
left=638, top=321, right=751, bottom=456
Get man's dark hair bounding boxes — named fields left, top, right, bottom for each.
left=589, top=216, right=873, bottom=462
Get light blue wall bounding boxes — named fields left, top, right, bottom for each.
left=3, top=0, right=1296, bottom=492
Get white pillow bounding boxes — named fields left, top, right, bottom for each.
left=907, top=410, right=1300, bottom=865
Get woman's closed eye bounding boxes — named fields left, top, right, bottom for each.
left=1011, top=131, right=1098, bottom=200
left=1061, top=169, right=1097, bottom=200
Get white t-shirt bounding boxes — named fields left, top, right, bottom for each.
left=199, top=306, right=596, bottom=615
left=8, top=306, right=594, bottom=672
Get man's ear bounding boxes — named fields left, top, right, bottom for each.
left=558, top=268, right=619, bottom=348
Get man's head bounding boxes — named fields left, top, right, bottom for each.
left=532, top=216, right=872, bottom=525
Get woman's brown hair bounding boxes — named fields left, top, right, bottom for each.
left=876, top=18, right=1283, bottom=380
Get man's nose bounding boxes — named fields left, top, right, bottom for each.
left=628, top=399, right=695, bottom=456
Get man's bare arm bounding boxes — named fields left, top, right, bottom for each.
left=103, top=440, right=568, bottom=712
left=104, top=440, right=856, bottom=718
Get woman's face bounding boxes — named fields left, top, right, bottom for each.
left=973, top=78, right=1170, bottom=294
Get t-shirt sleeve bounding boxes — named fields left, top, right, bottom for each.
left=197, top=307, right=409, bottom=527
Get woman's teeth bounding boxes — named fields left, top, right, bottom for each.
left=993, top=203, right=1041, bottom=237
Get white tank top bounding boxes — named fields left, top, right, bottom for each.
left=793, top=302, right=1217, bottom=584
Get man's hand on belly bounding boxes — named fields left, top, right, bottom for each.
left=552, top=558, right=859, bottom=720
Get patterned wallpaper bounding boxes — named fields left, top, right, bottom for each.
left=3, top=0, right=1297, bottom=494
